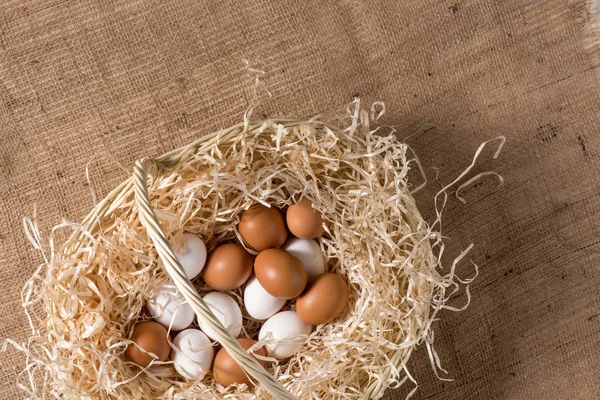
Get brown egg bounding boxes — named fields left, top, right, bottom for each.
left=296, top=273, right=348, bottom=325
left=213, top=338, right=267, bottom=386
left=203, top=243, right=253, bottom=291
left=238, top=204, right=288, bottom=251
left=126, top=321, right=170, bottom=367
left=286, top=199, right=325, bottom=239
left=254, top=249, right=307, bottom=299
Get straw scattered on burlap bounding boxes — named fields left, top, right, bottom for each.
left=2, top=99, right=500, bottom=399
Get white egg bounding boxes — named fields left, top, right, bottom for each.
left=258, top=310, right=312, bottom=359
left=244, top=275, right=285, bottom=320
left=176, top=233, right=207, bottom=279
left=171, top=329, right=214, bottom=380
left=282, top=238, right=326, bottom=277
left=147, top=282, right=195, bottom=331
left=197, top=292, right=243, bottom=341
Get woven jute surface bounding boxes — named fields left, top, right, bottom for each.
left=1, top=1, right=599, bottom=399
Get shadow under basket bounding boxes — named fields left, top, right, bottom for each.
left=19, top=108, right=442, bottom=399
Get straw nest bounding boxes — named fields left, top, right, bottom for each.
left=6, top=100, right=474, bottom=399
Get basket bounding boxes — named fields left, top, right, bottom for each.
left=16, top=103, right=441, bottom=399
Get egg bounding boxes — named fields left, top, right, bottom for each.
left=171, top=329, right=214, bottom=379
left=203, top=243, right=253, bottom=291
left=147, top=282, right=195, bottom=331
left=212, top=338, right=267, bottom=386
left=282, top=237, right=326, bottom=278
left=258, top=311, right=312, bottom=359
left=296, top=273, right=349, bottom=325
left=286, top=199, right=325, bottom=239
left=127, top=321, right=170, bottom=367
left=254, top=249, right=307, bottom=299
left=238, top=204, right=288, bottom=251
left=243, top=275, right=285, bottom=320
left=176, top=233, right=208, bottom=279
left=197, top=292, right=243, bottom=341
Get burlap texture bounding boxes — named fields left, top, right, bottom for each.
left=1, top=1, right=599, bottom=399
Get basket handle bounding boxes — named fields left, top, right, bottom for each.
left=133, top=158, right=295, bottom=400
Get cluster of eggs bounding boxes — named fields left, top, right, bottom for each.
left=126, top=199, right=349, bottom=387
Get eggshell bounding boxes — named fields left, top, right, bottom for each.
left=258, top=311, right=312, bottom=359
left=147, top=282, right=195, bottom=331
left=171, top=329, right=214, bottom=380
left=197, top=292, right=243, bottom=341
left=282, top=238, right=326, bottom=278
left=254, top=249, right=307, bottom=299
left=212, top=338, right=266, bottom=386
left=176, top=233, right=208, bottom=279
left=296, top=273, right=349, bottom=325
left=127, top=321, right=170, bottom=367
left=238, top=204, right=288, bottom=251
left=243, top=275, right=285, bottom=320
left=286, top=199, right=325, bottom=239
left=203, top=243, right=253, bottom=291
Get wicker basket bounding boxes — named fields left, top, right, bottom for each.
left=20, top=108, right=439, bottom=399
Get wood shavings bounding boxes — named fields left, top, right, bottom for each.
left=3, top=100, right=478, bottom=399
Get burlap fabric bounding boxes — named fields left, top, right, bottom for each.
left=1, top=1, right=599, bottom=399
